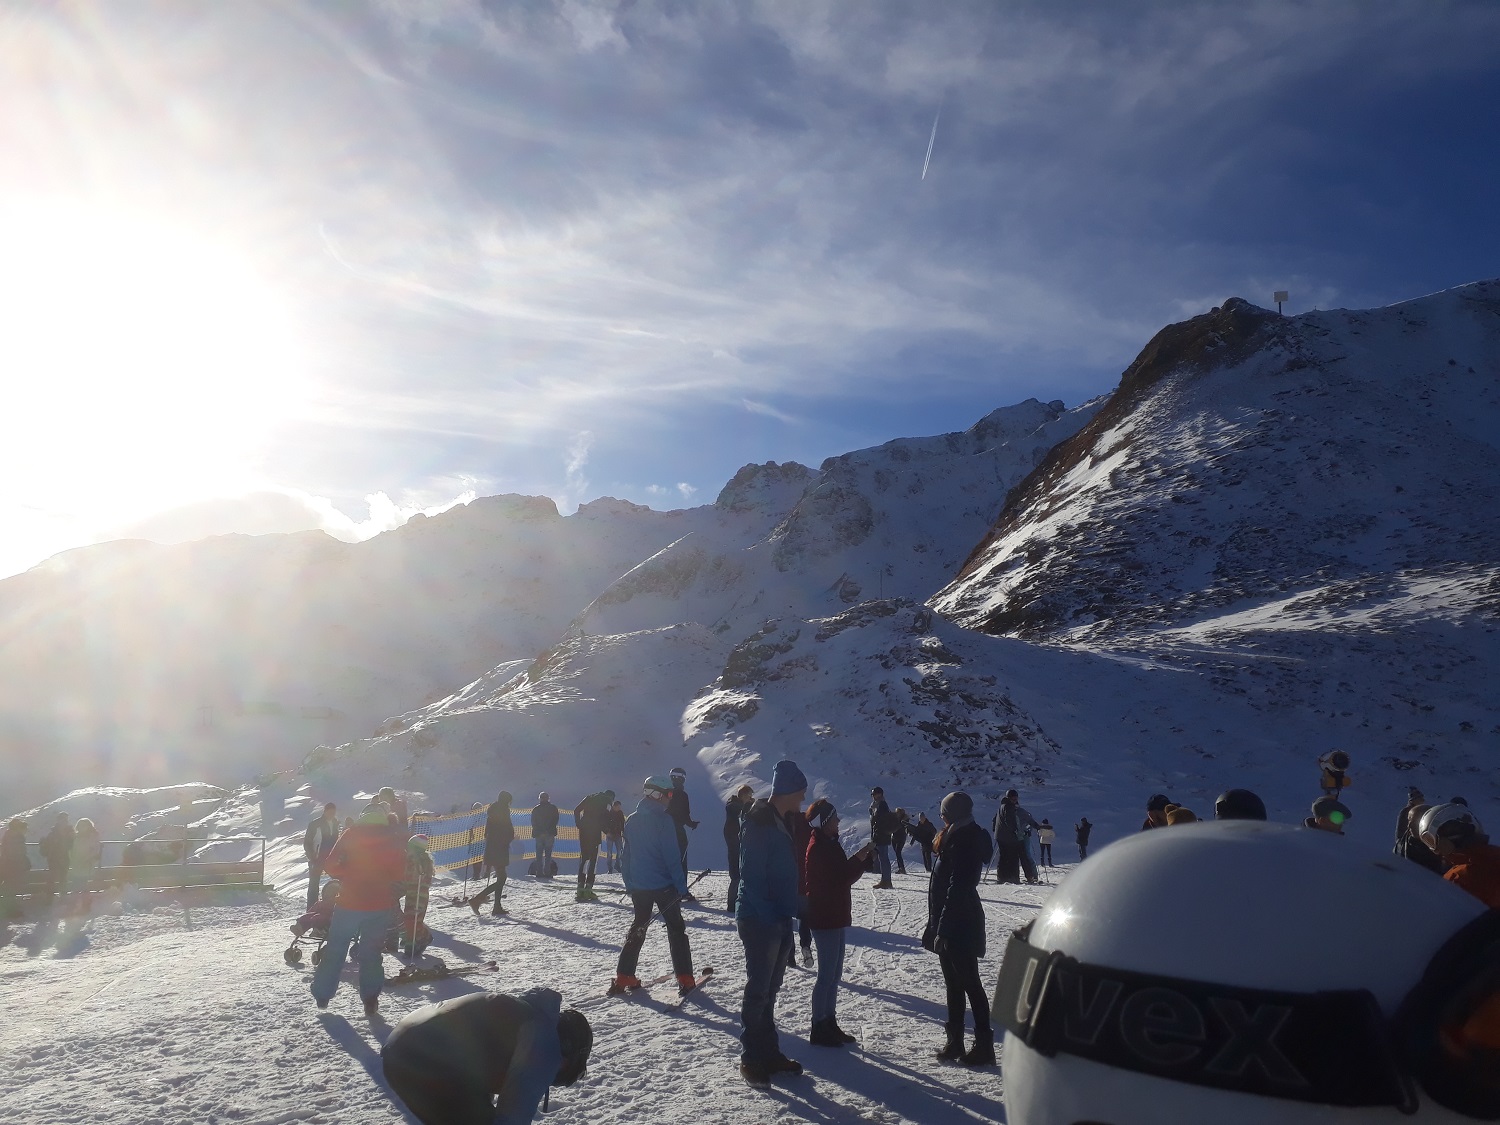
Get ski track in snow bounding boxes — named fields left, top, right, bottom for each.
left=0, top=867, right=1050, bottom=1124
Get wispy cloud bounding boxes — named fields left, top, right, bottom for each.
left=2, top=1, right=1497, bottom=572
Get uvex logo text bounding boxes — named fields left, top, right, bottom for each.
left=1016, top=963, right=1310, bottom=1088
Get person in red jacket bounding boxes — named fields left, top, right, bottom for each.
left=311, top=803, right=409, bottom=1017
left=803, top=799, right=872, bottom=1047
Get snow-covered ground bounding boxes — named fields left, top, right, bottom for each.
left=0, top=859, right=1056, bottom=1124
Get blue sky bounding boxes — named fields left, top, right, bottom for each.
left=1, top=1, right=1498, bottom=575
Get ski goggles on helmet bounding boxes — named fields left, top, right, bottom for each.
left=995, top=912, right=1500, bottom=1118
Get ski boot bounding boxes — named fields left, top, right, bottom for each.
left=607, top=973, right=642, bottom=996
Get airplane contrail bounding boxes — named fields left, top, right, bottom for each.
left=921, top=105, right=941, bottom=181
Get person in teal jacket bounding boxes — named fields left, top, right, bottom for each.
left=611, top=776, right=696, bottom=993
left=735, top=759, right=807, bottom=1089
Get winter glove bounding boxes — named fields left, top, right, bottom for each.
left=920, top=924, right=938, bottom=953
left=934, top=935, right=950, bottom=955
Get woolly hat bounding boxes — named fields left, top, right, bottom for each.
left=771, top=760, right=808, bottom=797
left=1165, top=806, right=1198, bottom=825
left=359, top=803, right=391, bottom=826
left=805, top=798, right=838, bottom=827
left=407, top=834, right=429, bottom=852
left=1146, top=793, right=1173, bottom=812
left=735, top=784, right=754, bottom=800
left=940, top=791, right=974, bottom=821
left=496, top=791, right=512, bottom=806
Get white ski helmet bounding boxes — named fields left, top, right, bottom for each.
left=995, top=820, right=1500, bottom=1124
left=1418, top=803, right=1485, bottom=855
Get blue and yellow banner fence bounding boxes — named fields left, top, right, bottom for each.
left=410, top=806, right=581, bottom=874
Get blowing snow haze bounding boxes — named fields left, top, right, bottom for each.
left=3, top=283, right=1497, bottom=846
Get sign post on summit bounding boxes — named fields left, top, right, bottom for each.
left=1274, top=290, right=1288, bottom=315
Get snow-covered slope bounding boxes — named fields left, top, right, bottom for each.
left=0, top=493, right=790, bottom=811
left=935, top=283, right=1500, bottom=640
left=1, top=398, right=1098, bottom=816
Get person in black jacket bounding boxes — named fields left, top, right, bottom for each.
left=1394, top=787, right=1426, bottom=848
left=869, top=787, right=896, bottom=888
left=381, top=987, right=592, bottom=1125
left=531, top=793, right=560, bottom=879
left=992, top=790, right=1039, bottom=885
left=40, top=813, right=75, bottom=898
left=1074, top=816, right=1092, bottom=860
left=909, top=813, right=938, bottom=871
left=1, top=817, right=29, bottom=920
left=573, top=790, right=614, bottom=901
left=666, top=767, right=699, bottom=897
left=602, top=801, right=625, bottom=874
left=303, top=802, right=340, bottom=910
left=922, top=791, right=994, bottom=1066
left=724, top=784, right=753, bottom=913
left=470, top=792, right=514, bottom=916
left=892, top=809, right=910, bottom=875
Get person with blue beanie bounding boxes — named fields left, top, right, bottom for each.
left=611, top=776, right=696, bottom=995
left=736, top=759, right=807, bottom=1089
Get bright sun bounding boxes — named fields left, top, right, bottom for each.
left=0, top=200, right=308, bottom=531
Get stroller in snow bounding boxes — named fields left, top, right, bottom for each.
left=283, top=880, right=339, bottom=966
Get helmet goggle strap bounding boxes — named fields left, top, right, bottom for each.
left=994, top=922, right=1414, bottom=1112
left=998, top=915, right=1500, bottom=1119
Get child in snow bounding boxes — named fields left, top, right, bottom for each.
left=396, top=835, right=435, bottom=956
left=291, top=879, right=341, bottom=939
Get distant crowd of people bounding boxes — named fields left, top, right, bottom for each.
left=1, top=812, right=103, bottom=919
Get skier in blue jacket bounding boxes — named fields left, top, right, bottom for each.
left=611, top=776, right=696, bottom=994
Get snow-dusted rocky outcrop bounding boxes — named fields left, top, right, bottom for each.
left=934, top=284, right=1500, bottom=640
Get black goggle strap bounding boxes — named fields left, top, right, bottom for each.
left=993, top=923, right=1416, bottom=1112
left=1392, top=910, right=1500, bottom=1121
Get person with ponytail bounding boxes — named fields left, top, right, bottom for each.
left=921, top=791, right=995, bottom=1067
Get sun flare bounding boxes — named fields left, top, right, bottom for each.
left=0, top=201, right=308, bottom=526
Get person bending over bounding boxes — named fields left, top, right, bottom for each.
left=382, top=987, right=592, bottom=1125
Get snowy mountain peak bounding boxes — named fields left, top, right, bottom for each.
left=714, top=460, right=816, bottom=514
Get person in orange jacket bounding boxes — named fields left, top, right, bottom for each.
left=311, top=803, right=409, bottom=1016
left=1420, top=803, right=1500, bottom=909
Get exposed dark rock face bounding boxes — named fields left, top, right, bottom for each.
left=933, top=285, right=1500, bottom=641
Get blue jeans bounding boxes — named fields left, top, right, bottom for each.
left=311, top=906, right=393, bottom=1005
left=875, top=842, right=892, bottom=882
left=737, top=915, right=794, bottom=1063
left=810, top=927, right=847, bottom=1023
left=535, top=834, right=554, bottom=873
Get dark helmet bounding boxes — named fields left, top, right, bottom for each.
left=1146, top=793, right=1172, bottom=813
left=555, top=1009, right=593, bottom=1086
left=1215, top=788, right=1267, bottom=821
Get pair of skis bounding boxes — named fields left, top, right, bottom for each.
left=598, top=965, right=715, bottom=1004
